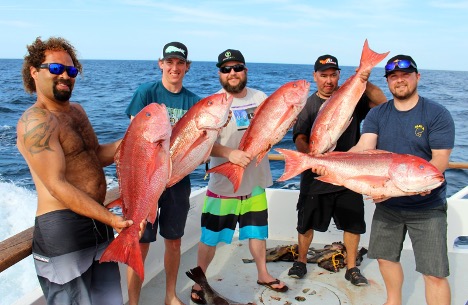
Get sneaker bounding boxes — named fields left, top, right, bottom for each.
left=345, top=267, right=368, bottom=286
left=288, top=261, right=307, bottom=279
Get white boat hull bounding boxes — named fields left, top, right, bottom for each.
left=13, top=186, right=468, bottom=305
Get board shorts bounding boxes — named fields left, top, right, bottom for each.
left=368, top=203, right=450, bottom=277
left=200, top=186, right=268, bottom=246
left=33, top=209, right=122, bottom=305
left=140, top=175, right=191, bottom=242
left=296, top=189, right=366, bottom=234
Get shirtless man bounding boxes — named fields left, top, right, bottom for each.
left=17, top=36, right=134, bottom=305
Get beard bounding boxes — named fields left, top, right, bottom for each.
left=391, top=84, right=417, bottom=100
left=53, top=80, right=73, bottom=102
left=220, top=74, right=247, bottom=94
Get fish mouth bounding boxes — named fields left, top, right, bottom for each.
left=403, top=175, right=444, bottom=192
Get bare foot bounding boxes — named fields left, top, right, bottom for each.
left=165, top=295, right=185, bottom=305
left=258, top=275, right=287, bottom=290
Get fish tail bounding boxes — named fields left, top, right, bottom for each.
left=206, top=162, right=244, bottom=192
left=275, top=148, right=313, bottom=181
left=99, top=228, right=144, bottom=281
left=359, top=39, right=390, bottom=70
left=186, top=266, right=211, bottom=292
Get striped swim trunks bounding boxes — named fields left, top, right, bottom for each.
left=200, top=186, right=268, bottom=246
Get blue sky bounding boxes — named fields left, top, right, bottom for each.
left=1, top=0, right=468, bottom=71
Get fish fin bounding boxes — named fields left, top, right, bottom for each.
left=106, top=197, right=123, bottom=210
left=114, top=141, right=122, bottom=164
left=206, top=162, right=244, bottom=192
left=256, top=147, right=271, bottom=165
left=315, top=176, right=341, bottom=185
left=147, top=201, right=158, bottom=224
left=359, top=39, right=390, bottom=71
left=347, top=175, right=389, bottom=187
left=275, top=148, right=313, bottom=181
left=99, top=227, right=144, bottom=281
left=185, top=266, right=212, bottom=293
left=325, top=143, right=337, bottom=154
left=353, top=149, right=389, bottom=155
left=179, top=131, right=211, bottom=161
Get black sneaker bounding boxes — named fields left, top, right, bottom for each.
left=345, top=267, right=368, bottom=286
left=288, top=261, right=307, bottom=279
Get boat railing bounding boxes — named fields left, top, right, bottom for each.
left=1, top=158, right=467, bottom=273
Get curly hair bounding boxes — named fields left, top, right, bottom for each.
left=22, top=36, right=83, bottom=94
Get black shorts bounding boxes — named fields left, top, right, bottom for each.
left=140, top=175, right=191, bottom=242
left=296, top=189, right=366, bottom=234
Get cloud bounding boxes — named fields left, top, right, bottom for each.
left=0, top=20, right=33, bottom=28
left=430, top=1, right=468, bottom=9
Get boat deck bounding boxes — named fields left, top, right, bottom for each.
left=13, top=187, right=468, bottom=305
left=133, top=186, right=468, bottom=305
left=137, top=237, right=468, bottom=305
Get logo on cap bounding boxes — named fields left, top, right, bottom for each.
left=319, top=58, right=337, bottom=65
left=165, top=46, right=186, bottom=55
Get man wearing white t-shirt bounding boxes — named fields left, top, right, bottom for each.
left=189, top=49, right=288, bottom=304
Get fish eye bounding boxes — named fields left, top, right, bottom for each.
left=207, top=100, right=213, bottom=106
left=419, top=164, right=425, bottom=170
left=145, top=112, right=151, bottom=117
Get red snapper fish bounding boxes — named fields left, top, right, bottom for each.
left=168, top=93, right=233, bottom=187
left=309, top=39, right=390, bottom=155
left=100, top=103, right=172, bottom=281
left=207, top=80, right=310, bottom=192
left=276, top=148, right=444, bottom=200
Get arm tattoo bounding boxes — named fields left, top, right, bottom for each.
left=20, top=108, right=57, bottom=154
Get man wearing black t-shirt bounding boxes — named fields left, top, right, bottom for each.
left=288, top=55, right=386, bottom=286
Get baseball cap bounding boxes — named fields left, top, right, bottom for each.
left=314, top=55, right=340, bottom=72
left=384, top=55, right=418, bottom=77
left=161, top=42, right=188, bottom=61
left=216, top=49, right=245, bottom=67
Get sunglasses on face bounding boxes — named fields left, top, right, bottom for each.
left=219, top=64, right=246, bottom=74
left=384, top=59, right=417, bottom=72
left=39, top=63, right=79, bottom=78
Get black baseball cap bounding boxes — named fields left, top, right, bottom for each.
left=384, top=55, right=418, bottom=77
left=161, top=42, right=188, bottom=61
left=216, top=49, right=245, bottom=67
left=314, top=55, right=341, bottom=72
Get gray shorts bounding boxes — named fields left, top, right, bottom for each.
left=38, top=260, right=122, bottom=305
left=368, top=203, right=449, bottom=277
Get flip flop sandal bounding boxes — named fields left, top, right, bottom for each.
left=256, top=279, right=289, bottom=292
left=190, top=286, right=207, bottom=304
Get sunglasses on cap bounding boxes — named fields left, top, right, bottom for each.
left=384, top=59, right=417, bottom=72
left=219, top=64, right=246, bottom=74
left=39, top=63, right=79, bottom=78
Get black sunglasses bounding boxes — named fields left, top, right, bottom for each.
left=219, top=64, right=246, bottom=74
left=39, top=63, right=79, bottom=78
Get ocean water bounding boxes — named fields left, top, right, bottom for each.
left=1, top=59, right=467, bottom=304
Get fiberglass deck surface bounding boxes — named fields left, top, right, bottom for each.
left=136, top=238, right=468, bottom=305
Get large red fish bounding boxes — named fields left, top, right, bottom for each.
left=276, top=148, right=444, bottom=200
left=168, top=93, right=233, bottom=187
left=309, top=40, right=390, bottom=155
left=207, top=80, right=310, bottom=192
left=100, top=103, right=172, bottom=281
